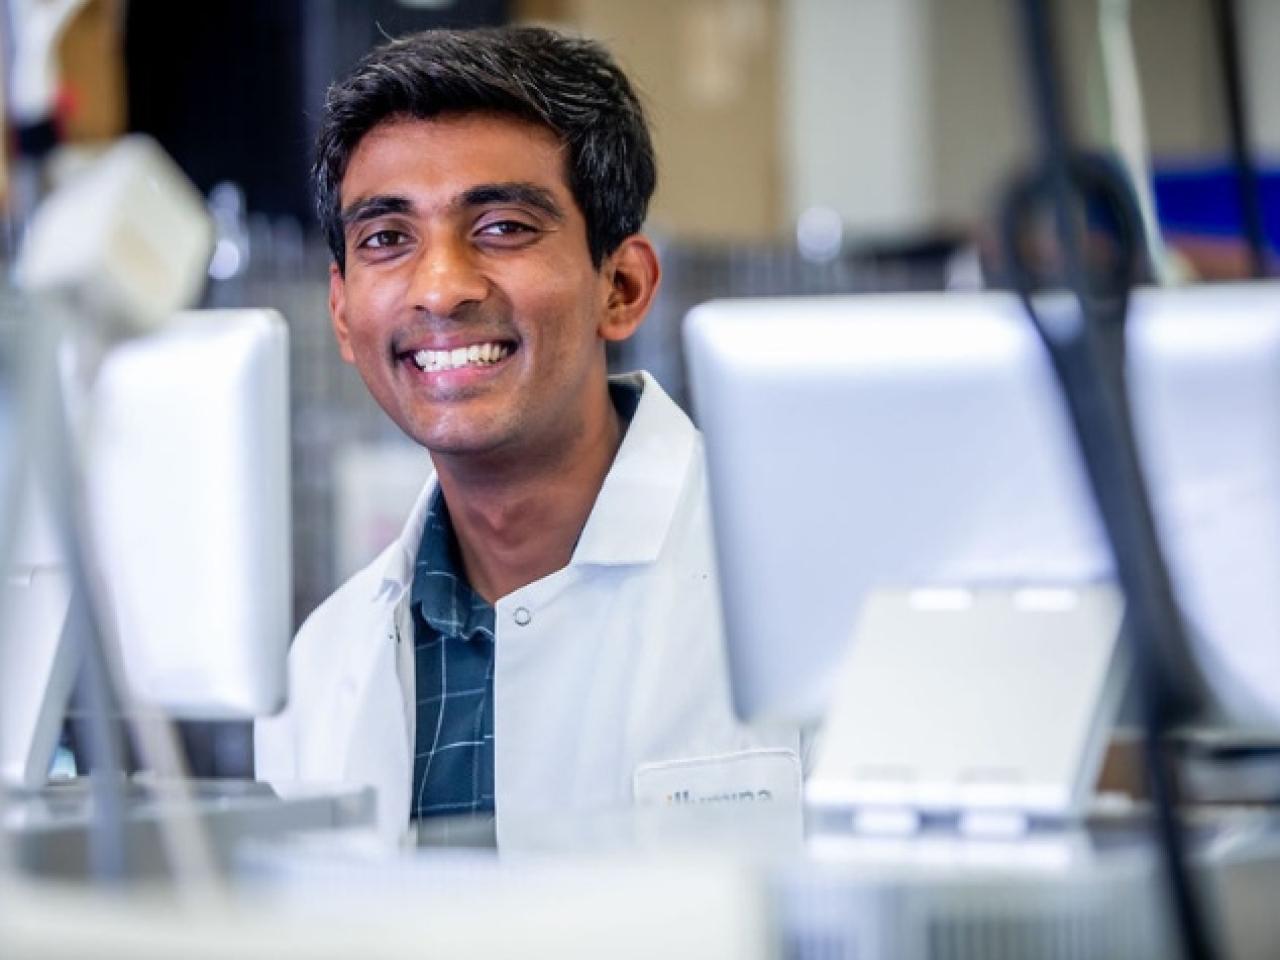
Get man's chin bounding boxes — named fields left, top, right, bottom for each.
left=408, top=424, right=517, bottom=461
left=389, top=399, right=514, bottom=455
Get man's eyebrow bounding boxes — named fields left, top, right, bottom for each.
left=341, top=195, right=412, bottom=232
left=456, top=182, right=565, bottom=221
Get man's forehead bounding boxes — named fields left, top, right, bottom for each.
left=340, top=112, right=573, bottom=202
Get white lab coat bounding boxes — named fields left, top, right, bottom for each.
left=255, top=372, right=800, bottom=847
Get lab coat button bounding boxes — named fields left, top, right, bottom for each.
left=513, top=606, right=532, bottom=626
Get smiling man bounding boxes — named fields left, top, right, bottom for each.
left=255, top=26, right=800, bottom=847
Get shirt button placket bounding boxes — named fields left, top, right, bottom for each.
left=512, top=606, right=532, bottom=627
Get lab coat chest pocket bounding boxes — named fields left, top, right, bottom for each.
left=633, top=747, right=802, bottom=809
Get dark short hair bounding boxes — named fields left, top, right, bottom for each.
left=315, top=25, right=657, bottom=273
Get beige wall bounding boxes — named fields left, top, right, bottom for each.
left=925, top=0, right=1027, bottom=229
left=783, top=0, right=934, bottom=238
left=1242, top=0, right=1280, bottom=157
left=518, top=0, right=785, bottom=242
left=927, top=0, right=1227, bottom=228
left=1127, top=0, right=1225, bottom=155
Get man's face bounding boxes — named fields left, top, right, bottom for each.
left=330, top=113, right=629, bottom=460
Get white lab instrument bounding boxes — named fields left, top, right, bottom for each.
left=84, top=309, right=291, bottom=718
left=15, top=135, right=212, bottom=332
left=7, top=131, right=291, bottom=892
left=0, top=566, right=75, bottom=787
left=12, top=130, right=287, bottom=722
left=684, top=285, right=1280, bottom=734
left=807, top=584, right=1128, bottom=821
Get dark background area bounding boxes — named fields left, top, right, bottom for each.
left=123, top=0, right=509, bottom=224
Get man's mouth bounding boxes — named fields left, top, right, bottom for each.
left=407, top=341, right=514, bottom=373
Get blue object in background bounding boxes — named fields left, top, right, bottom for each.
left=1153, top=162, right=1280, bottom=251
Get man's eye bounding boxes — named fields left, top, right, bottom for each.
left=361, top=229, right=407, bottom=249
left=478, top=220, right=536, bottom=239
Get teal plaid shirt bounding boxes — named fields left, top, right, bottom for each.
left=409, top=492, right=496, bottom=820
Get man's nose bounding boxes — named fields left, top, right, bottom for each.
left=409, top=237, right=488, bottom=318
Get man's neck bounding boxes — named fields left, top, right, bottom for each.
left=431, top=394, right=624, bottom=605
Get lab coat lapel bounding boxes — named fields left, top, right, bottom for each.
left=334, top=474, right=435, bottom=839
left=572, top=372, right=696, bottom=566
left=337, top=606, right=411, bottom=837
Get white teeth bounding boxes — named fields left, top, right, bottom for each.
left=412, top=342, right=510, bottom=372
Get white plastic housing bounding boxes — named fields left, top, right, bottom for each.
left=808, top=586, right=1128, bottom=819
left=85, top=310, right=291, bottom=718
left=686, top=285, right=1280, bottom=731
left=15, top=135, right=213, bottom=331
left=0, top=566, right=75, bottom=787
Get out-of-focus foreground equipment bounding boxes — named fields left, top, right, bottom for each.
left=2, top=134, right=315, bottom=898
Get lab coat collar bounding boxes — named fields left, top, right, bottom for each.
left=572, top=371, right=696, bottom=567
left=368, top=370, right=692, bottom=600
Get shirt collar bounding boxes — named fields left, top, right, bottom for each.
left=411, top=490, right=494, bottom=641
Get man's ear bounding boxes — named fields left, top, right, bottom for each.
left=329, top=262, right=356, bottom=364
left=598, top=234, right=661, bottom=343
